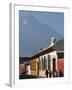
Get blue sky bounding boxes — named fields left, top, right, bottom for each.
left=19, top=10, right=64, bottom=57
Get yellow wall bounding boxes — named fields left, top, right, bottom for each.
left=30, top=58, right=39, bottom=75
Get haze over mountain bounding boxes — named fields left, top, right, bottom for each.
left=19, top=15, right=64, bottom=57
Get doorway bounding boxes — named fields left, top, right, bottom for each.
left=37, top=62, right=39, bottom=75
left=53, top=58, right=56, bottom=71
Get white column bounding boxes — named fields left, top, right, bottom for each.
left=56, top=55, right=58, bottom=71
left=51, top=58, right=52, bottom=71
left=46, top=56, right=48, bottom=70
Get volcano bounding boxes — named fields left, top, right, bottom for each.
left=19, top=15, right=63, bottom=57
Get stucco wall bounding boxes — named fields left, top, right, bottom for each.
left=57, top=58, right=64, bottom=76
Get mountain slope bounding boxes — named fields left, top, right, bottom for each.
left=19, top=15, right=64, bottom=57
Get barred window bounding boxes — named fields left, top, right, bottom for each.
left=40, top=56, right=47, bottom=70
left=48, top=55, right=51, bottom=71
left=39, top=57, right=43, bottom=70
left=44, top=56, right=46, bottom=70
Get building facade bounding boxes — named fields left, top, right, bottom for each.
left=19, top=37, right=64, bottom=78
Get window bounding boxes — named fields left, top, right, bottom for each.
left=53, top=58, right=56, bottom=71
left=39, top=57, right=43, bottom=70
left=30, top=61, right=36, bottom=71
left=44, top=56, right=46, bottom=70
left=48, top=55, right=51, bottom=71
left=40, top=56, right=47, bottom=70
left=42, top=57, right=44, bottom=70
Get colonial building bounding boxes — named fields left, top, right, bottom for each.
left=19, top=37, right=64, bottom=78
left=30, top=37, right=58, bottom=77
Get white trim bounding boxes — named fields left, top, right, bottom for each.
left=9, top=3, right=15, bottom=87
left=10, top=3, right=70, bottom=87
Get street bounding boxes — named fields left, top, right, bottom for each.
left=19, top=74, right=39, bottom=79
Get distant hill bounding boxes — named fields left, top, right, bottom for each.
left=55, top=39, right=64, bottom=51
left=19, top=15, right=64, bottom=57
left=19, top=39, right=64, bottom=64
left=19, top=57, right=31, bottom=64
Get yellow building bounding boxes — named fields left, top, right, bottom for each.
left=30, top=57, right=39, bottom=76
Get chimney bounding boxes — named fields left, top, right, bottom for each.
left=39, top=48, right=43, bottom=52
left=50, top=37, right=56, bottom=46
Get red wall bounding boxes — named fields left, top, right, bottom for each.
left=57, top=58, right=64, bottom=76
left=19, top=64, right=25, bottom=75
